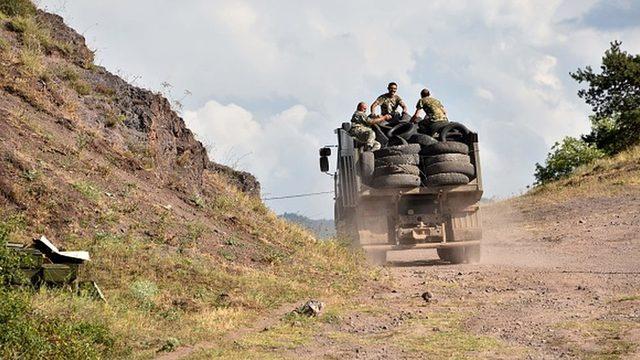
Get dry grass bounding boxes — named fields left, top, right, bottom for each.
left=0, top=164, right=375, bottom=358
left=190, top=300, right=515, bottom=359
left=6, top=13, right=70, bottom=54
left=0, top=6, right=380, bottom=359
left=553, top=320, right=637, bottom=359
left=18, top=45, right=43, bottom=76
left=2, top=170, right=375, bottom=358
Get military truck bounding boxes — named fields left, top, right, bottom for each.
left=319, top=121, right=483, bottom=264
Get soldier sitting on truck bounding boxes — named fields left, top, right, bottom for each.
left=411, top=88, right=449, bottom=134
left=350, top=101, right=385, bottom=151
left=370, top=82, right=409, bottom=122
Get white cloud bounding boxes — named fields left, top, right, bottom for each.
left=215, top=1, right=257, bottom=31
left=184, top=101, right=332, bottom=215
left=475, top=87, right=495, bottom=101
left=39, top=0, right=640, bottom=218
left=533, top=55, right=562, bottom=89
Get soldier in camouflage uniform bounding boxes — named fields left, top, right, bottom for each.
left=350, top=102, right=383, bottom=151
left=411, top=88, right=448, bottom=133
left=370, top=82, right=409, bottom=120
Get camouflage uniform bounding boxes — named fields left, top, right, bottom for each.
left=349, top=111, right=381, bottom=151
left=416, top=96, right=448, bottom=123
left=375, top=94, right=404, bottom=116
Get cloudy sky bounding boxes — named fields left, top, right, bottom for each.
left=39, top=0, right=640, bottom=219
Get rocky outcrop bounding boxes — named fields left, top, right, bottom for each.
left=34, top=9, right=260, bottom=195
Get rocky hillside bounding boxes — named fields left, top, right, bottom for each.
left=0, top=3, right=372, bottom=359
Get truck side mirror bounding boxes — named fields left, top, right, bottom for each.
left=319, top=147, right=331, bottom=157
left=319, top=156, right=329, bottom=172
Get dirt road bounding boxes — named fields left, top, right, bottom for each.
left=290, top=194, right=640, bottom=359
left=169, top=193, right=640, bottom=359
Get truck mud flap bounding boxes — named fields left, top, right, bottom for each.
left=446, top=207, right=482, bottom=241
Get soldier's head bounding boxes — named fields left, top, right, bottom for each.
left=387, top=82, right=398, bottom=95
left=421, top=88, right=430, bottom=98
left=357, top=102, right=367, bottom=111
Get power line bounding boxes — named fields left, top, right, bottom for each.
left=263, top=190, right=334, bottom=201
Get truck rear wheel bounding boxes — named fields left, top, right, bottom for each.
left=437, top=248, right=464, bottom=264
left=365, top=249, right=387, bottom=265
left=437, top=245, right=480, bottom=264
left=465, top=245, right=481, bottom=263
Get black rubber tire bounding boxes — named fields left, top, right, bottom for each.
left=408, top=133, right=438, bottom=146
left=419, top=121, right=449, bottom=136
left=360, top=151, right=374, bottom=184
left=424, top=161, right=475, bottom=177
left=387, top=122, right=417, bottom=140
left=374, top=144, right=420, bottom=158
left=442, top=131, right=466, bottom=143
left=438, top=122, right=471, bottom=142
left=387, top=136, right=408, bottom=146
left=465, top=245, right=481, bottom=263
left=374, top=154, right=419, bottom=167
left=372, top=174, right=421, bottom=188
left=423, top=153, right=470, bottom=166
left=424, top=172, right=470, bottom=186
left=420, top=141, right=469, bottom=156
left=373, top=164, right=420, bottom=177
left=365, top=249, right=387, bottom=265
left=437, top=245, right=480, bottom=264
left=437, top=248, right=465, bottom=264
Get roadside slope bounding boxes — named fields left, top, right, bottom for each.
left=0, top=4, right=374, bottom=359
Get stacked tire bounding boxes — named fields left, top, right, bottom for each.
left=368, top=120, right=475, bottom=188
left=420, top=141, right=474, bottom=186
left=371, top=144, right=421, bottom=188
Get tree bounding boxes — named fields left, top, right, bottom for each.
left=571, top=41, right=640, bottom=154
left=534, top=137, right=605, bottom=185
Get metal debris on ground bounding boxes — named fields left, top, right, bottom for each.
left=295, top=300, right=324, bottom=317
left=6, top=236, right=103, bottom=299
left=78, top=280, right=106, bottom=302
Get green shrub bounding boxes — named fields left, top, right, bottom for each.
left=0, top=289, right=117, bottom=359
left=0, top=0, right=36, bottom=17
left=534, top=137, right=605, bottom=185
left=0, top=220, right=117, bottom=359
left=0, top=221, right=26, bottom=284
left=583, top=110, right=640, bottom=155
left=129, top=279, right=158, bottom=310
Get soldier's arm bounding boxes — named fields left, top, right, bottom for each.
left=366, top=114, right=381, bottom=125
left=370, top=99, right=380, bottom=115
left=399, top=98, right=409, bottom=114
left=410, top=108, right=423, bottom=123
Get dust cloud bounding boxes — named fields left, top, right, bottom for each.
left=480, top=201, right=561, bottom=268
